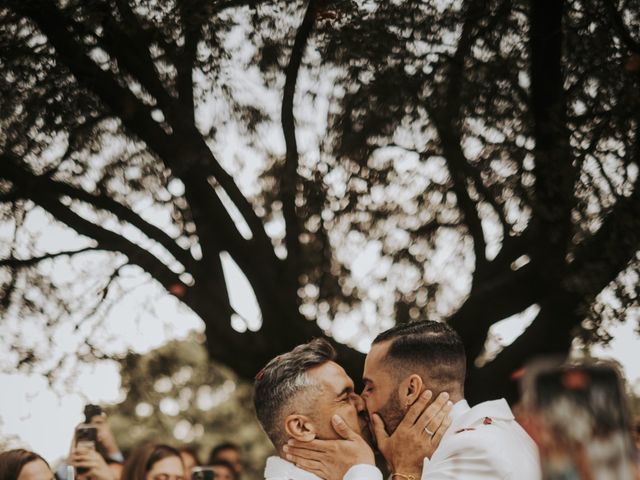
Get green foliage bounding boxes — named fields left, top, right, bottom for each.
left=106, top=336, right=273, bottom=479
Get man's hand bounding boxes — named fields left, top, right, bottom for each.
left=372, top=390, right=452, bottom=478
left=68, top=448, right=115, bottom=480
left=283, top=414, right=375, bottom=480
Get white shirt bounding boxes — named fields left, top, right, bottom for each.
left=266, top=456, right=382, bottom=480
left=343, top=399, right=541, bottom=480
left=420, top=399, right=541, bottom=479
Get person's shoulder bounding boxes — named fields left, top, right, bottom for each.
left=442, top=421, right=504, bottom=454
left=436, top=402, right=540, bottom=479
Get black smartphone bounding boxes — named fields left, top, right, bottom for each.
left=522, top=359, right=636, bottom=480
left=192, top=466, right=216, bottom=480
left=74, top=424, right=97, bottom=475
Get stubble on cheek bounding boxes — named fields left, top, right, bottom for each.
left=376, top=392, right=405, bottom=435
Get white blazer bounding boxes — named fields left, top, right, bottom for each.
left=420, top=399, right=541, bottom=479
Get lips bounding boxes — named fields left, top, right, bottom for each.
left=358, top=413, right=375, bottom=446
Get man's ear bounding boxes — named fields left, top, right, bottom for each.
left=284, top=414, right=316, bottom=442
left=398, top=374, right=424, bottom=409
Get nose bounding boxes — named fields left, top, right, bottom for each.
left=351, top=393, right=366, bottom=412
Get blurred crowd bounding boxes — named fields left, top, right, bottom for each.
left=1, top=386, right=639, bottom=480
left=0, top=405, right=245, bottom=480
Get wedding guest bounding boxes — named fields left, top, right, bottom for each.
left=0, top=449, right=54, bottom=480
left=121, top=444, right=184, bottom=480
left=178, top=445, right=200, bottom=477
left=208, top=443, right=243, bottom=476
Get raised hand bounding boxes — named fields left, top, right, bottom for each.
left=68, top=448, right=115, bottom=480
left=372, top=390, right=452, bottom=478
left=283, top=414, right=375, bottom=480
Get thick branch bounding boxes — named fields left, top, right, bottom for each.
left=469, top=293, right=580, bottom=403
left=529, top=0, right=575, bottom=269
left=0, top=156, right=197, bottom=271
left=10, top=1, right=275, bottom=270
left=176, top=0, right=203, bottom=116
left=425, top=0, right=511, bottom=272
left=40, top=198, right=183, bottom=291
left=8, top=0, right=176, bottom=159
left=450, top=261, right=542, bottom=361
left=281, top=0, right=318, bottom=279
left=99, top=18, right=176, bottom=114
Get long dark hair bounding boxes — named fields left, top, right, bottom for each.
left=0, top=449, right=50, bottom=480
left=121, top=443, right=182, bottom=480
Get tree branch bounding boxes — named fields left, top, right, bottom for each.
left=98, top=17, right=177, bottom=114
left=423, top=0, right=512, bottom=272
left=281, top=0, right=318, bottom=280
left=450, top=261, right=542, bottom=361
left=8, top=0, right=177, bottom=159
left=424, top=121, right=488, bottom=270
left=569, top=178, right=640, bottom=302
left=176, top=0, right=204, bottom=116
left=39, top=198, right=183, bottom=291
left=10, top=1, right=276, bottom=271
left=0, top=155, right=197, bottom=272
left=0, top=247, right=98, bottom=268
left=529, top=0, right=575, bottom=269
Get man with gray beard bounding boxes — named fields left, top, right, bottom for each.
left=254, top=338, right=451, bottom=480
left=286, top=321, right=541, bottom=480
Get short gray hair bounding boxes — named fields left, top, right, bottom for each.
left=253, top=338, right=337, bottom=450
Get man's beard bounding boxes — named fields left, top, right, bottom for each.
left=358, top=411, right=374, bottom=446
left=376, top=390, right=405, bottom=435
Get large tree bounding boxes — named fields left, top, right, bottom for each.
left=1, top=0, right=639, bottom=402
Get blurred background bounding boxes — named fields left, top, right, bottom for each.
left=1, top=0, right=639, bottom=475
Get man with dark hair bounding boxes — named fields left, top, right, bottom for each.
left=254, top=338, right=450, bottom=480
left=209, top=443, right=242, bottom=475
left=208, top=459, right=240, bottom=480
left=287, top=321, right=541, bottom=480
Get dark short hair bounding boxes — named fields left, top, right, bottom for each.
left=253, top=338, right=337, bottom=450
left=208, top=442, right=239, bottom=461
left=0, top=449, right=49, bottom=480
left=373, top=320, right=466, bottom=392
left=209, top=459, right=239, bottom=480
left=121, top=443, right=182, bottom=480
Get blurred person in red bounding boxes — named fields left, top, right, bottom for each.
left=0, top=449, right=54, bottom=480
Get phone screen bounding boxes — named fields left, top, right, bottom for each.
left=75, top=424, right=97, bottom=450
left=525, top=361, right=636, bottom=480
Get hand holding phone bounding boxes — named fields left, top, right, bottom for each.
left=73, top=424, right=97, bottom=475
left=521, top=359, right=637, bottom=480
left=68, top=447, right=114, bottom=480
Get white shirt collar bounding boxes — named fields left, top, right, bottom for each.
left=264, top=456, right=323, bottom=480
